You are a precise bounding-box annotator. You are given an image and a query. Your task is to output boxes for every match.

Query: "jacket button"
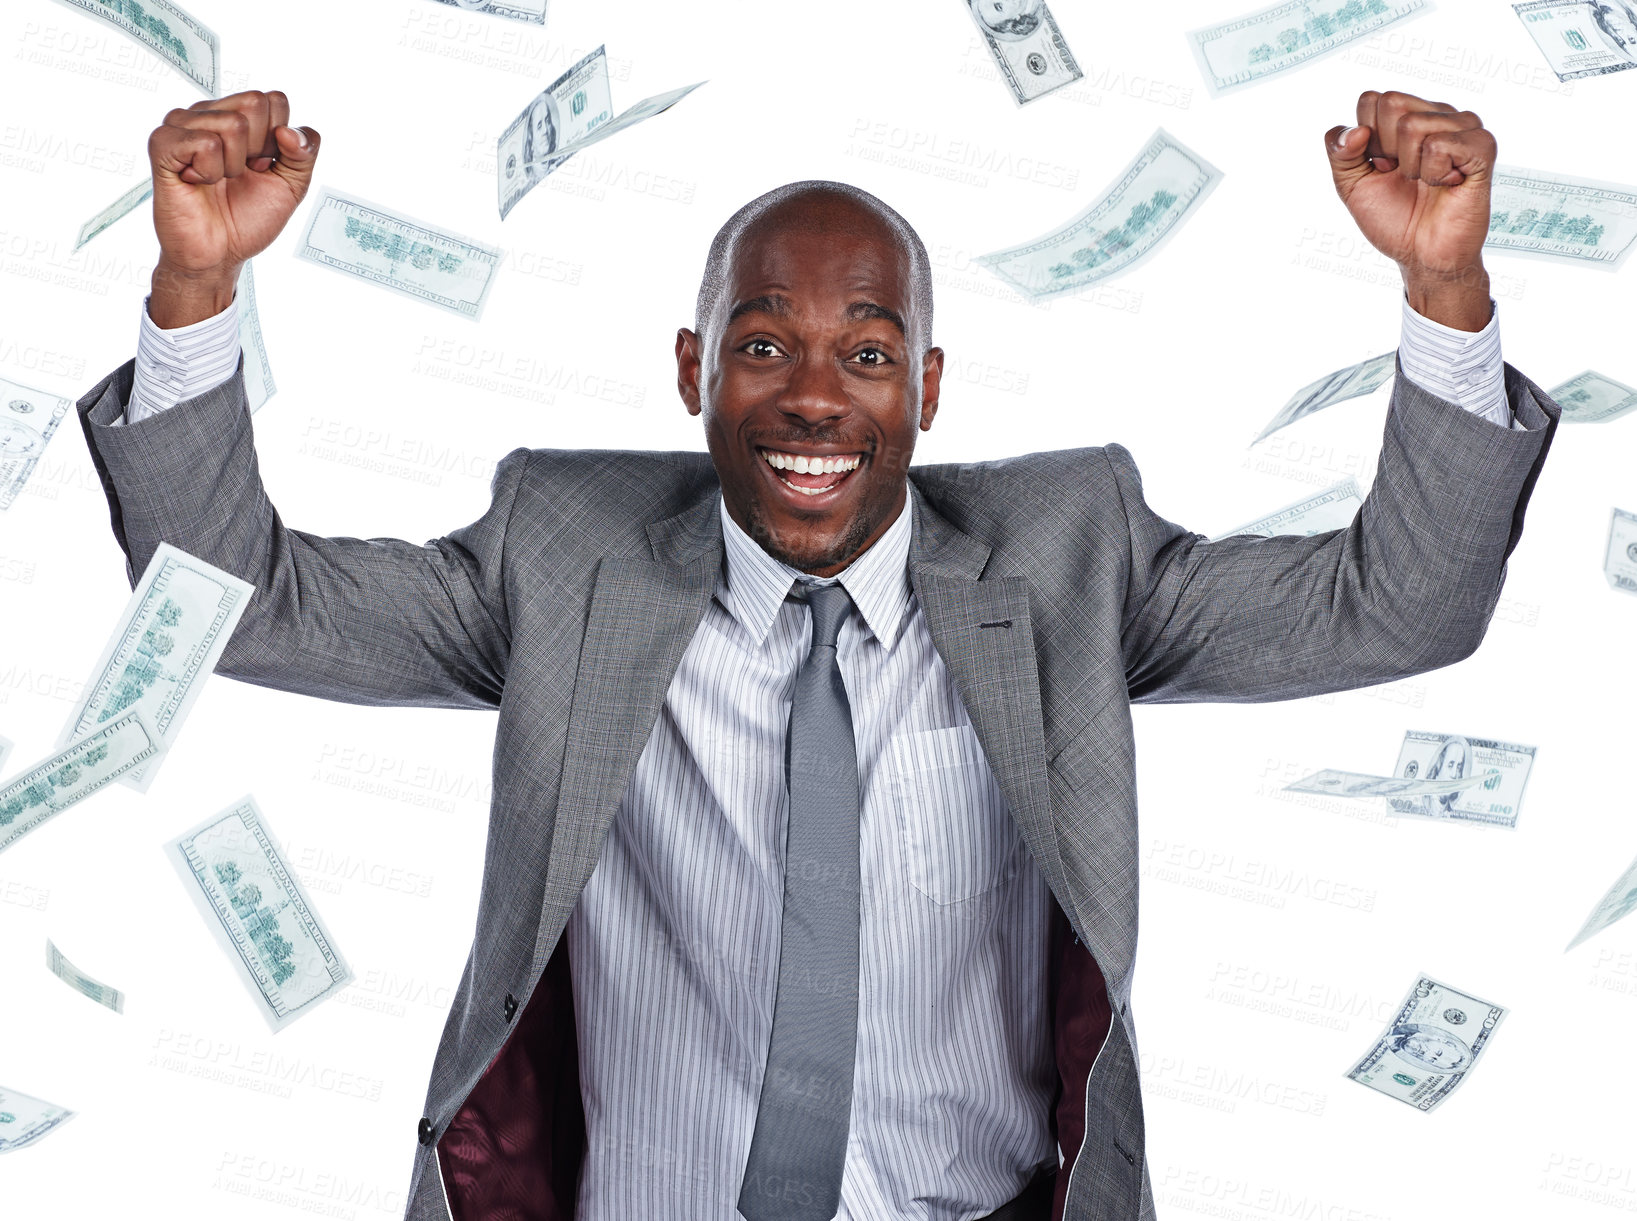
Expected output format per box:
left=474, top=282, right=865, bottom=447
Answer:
left=503, top=993, right=518, bottom=1022
left=418, top=1117, right=435, bottom=1146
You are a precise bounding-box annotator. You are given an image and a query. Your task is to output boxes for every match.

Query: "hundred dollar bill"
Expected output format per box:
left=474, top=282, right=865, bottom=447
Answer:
left=0, top=1086, right=74, bottom=1153
left=1513, top=0, right=1637, bottom=81
left=1212, top=478, right=1364, bottom=541
left=237, top=262, right=275, bottom=413
left=962, top=0, right=1083, bottom=104
left=57, top=543, right=253, bottom=792
left=977, top=129, right=1221, bottom=300
left=1346, top=975, right=1505, bottom=1111
left=1251, top=352, right=1396, bottom=445
left=1487, top=166, right=1637, bottom=269
left=1284, top=767, right=1490, bottom=800
left=48, top=0, right=218, bottom=94
left=0, top=711, right=160, bottom=855
left=46, top=939, right=125, bottom=1013
left=1386, top=731, right=1536, bottom=827
left=167, top=797, right=352, bottom=1031
left=0, top=378, right=72, bottom=511
left=1551, top=370, right=1637, bottom=423
left=1187, top=0, right=1430, bottom=97
left=75, top=177, right=153, bottom=250
left=1607, top=506, right=1637, bottom=593
left=1567, top=848, right=1637, bottom=950
left=296, top=189, right=503, bottom=321
left=426, top=0, right=545, bottom=21
left=498, top=46, right=704, bottom=219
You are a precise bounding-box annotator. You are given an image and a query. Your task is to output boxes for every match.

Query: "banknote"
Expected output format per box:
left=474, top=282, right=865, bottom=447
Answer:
left=0, top=1086, right=74, bottom=1153
left=426, top=0, right=545, bottom=21
left=962, top=0, right=1083, bottom=104
left=1607, top=507, right=1637, bottom=594
left=1251, top=352, right=1396, bottom=445
left=58, top=543, right=252, bottom=792
left=977, top=129, right=1222, bottom=300
left=1551, top=370, right=1637, bottom=423
left=46, top=939, right=125, bottom=1013
left=1187, top=0, right=1430, bottom=96
left=47, top=0, right=218, bottom=93
left=1513, top=0, right=1637, bottom=80
left=75, top=177, right=153, bottom=250
left=1284, top=767, right=1490, bottom=800
left=1487, top=166, right=1637, bottom=269
left=296, top=189, right=503, bottom=321
left=1386, top=731, right=1536, bottom=827
left=237, top=262, right=276, bottom=413
left=1567, top=848, right=1637, bottom=949
left=168, top=797, right=353, bottom=1031
left=0, top=711, right=160, bottom=855
left=498, top=46, right=704, bottom=219
left=1212, top=478, right=1364, bottom=541
left=1347, top=976, right=1505, bottom=1110
left=0, top=378, right=72, bottom=511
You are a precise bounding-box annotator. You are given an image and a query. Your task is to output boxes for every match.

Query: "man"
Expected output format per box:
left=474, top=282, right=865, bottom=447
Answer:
left=77, top=88, right=1557, bottom=1220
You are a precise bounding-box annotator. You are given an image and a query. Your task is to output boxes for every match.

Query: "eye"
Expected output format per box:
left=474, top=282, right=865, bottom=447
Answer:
left=850, top=347, right=891, bottom=367
left=741, top=338, right=783, bottom=358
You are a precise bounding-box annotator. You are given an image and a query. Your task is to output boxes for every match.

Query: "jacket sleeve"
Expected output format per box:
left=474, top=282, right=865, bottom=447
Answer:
left=1113, top=357, right=1559, bottom=704
left=77, top=359, right=528, bottom=710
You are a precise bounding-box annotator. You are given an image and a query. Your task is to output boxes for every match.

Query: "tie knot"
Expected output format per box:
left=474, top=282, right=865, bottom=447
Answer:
left=796, top=581, right=853, bottom=650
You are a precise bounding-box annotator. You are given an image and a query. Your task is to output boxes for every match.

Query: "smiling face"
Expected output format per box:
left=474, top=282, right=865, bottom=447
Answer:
left=677, top=190, right=943, bottom=576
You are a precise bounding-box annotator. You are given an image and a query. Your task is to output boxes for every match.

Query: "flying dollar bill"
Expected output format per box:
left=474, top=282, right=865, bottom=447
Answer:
left=1513, top=0, right=1637, bottom=81
left=296, top=189, right=503, bottom=321
left=426, top=0, right=545, bottom=21
left=1251, top=352, right=1396, bottom=445
left=1550, top=370, right=1637, bottom=423
left=1385, top=732, right=1536, bottom=827
left=497, top=46, right=704, bottom=219
left=1567, top=848, right=1637, bottom=950
left=46, top=939, right=125, bottom=1013
left=167, top=797, right=353, bottom=1031
left=1284, top=767, right=1490, bottom=800
left=1212, top=478, right=1364, bottom=541
left=0, top=378, right=71, bottom=511
left=0, top=711, right=160, bottom=855
left=0, top=1086, right=74, bottom=1153
left=75, top=177, right=153, bottom=251
left=57, top=543, right=252, bottom=792
left=1347, top=975, right=1505, bottom=1111
left=47, top=0, right=218, bottom=93
left=1486, top=166, right=1637, bottom=269
left=237, top=262, right=276, bottom=413
left=961, top=0, right=1083, bottom=104
left=1187, top=0, right=1430, bottom=96
left=977, top=129, right=1222, bottom=300
left=1607, top=507, right=1637, bottom=593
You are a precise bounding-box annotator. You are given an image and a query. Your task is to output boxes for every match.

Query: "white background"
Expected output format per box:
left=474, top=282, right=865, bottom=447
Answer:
left=1, top=0, right=1635, bottom=1217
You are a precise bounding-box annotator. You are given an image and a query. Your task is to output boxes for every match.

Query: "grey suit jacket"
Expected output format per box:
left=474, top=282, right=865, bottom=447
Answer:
left=77, top=356, right=1557, bottom=1220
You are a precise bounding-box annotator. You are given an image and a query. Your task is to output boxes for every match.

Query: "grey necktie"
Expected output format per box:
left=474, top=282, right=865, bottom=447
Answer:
left=737, top=581, right=861, bottom=1221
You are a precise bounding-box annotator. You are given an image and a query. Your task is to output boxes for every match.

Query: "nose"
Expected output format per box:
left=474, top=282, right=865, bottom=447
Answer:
left=773, top=350, right=851, bottom=425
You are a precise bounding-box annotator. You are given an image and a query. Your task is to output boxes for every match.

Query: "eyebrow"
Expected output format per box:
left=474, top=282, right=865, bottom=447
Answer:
left=726, top=292, right=906, bottom=337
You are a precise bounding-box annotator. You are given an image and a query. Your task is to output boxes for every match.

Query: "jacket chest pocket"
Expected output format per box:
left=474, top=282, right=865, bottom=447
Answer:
left=887, top=723, right=1022, bottom=905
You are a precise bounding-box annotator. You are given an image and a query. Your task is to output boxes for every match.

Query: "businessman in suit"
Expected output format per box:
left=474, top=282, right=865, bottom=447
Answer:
left=77, top=87, right=1557, bottom=1220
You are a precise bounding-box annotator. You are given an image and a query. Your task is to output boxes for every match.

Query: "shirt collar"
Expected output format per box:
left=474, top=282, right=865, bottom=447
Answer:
left=716, top=489, right=914, bottom=651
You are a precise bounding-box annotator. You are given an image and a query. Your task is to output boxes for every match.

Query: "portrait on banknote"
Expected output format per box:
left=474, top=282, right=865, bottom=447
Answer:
left=968, top=0, right=1046, bottom=38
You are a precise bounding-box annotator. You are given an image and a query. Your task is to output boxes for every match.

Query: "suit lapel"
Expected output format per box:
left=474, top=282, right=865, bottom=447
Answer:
left=906, top=484, right=1070, bottom=909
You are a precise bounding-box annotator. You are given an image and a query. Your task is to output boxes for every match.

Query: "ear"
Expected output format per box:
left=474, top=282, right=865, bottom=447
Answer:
left=676, top=327, right=703, bottom=416
left=919, top=346, right=944, bottom=430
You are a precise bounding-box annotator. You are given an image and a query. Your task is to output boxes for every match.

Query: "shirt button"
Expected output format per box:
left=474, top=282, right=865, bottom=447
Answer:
left=503, top=993, right=518, bottom=1023
left=418, top=1117, right=435, bottom=1146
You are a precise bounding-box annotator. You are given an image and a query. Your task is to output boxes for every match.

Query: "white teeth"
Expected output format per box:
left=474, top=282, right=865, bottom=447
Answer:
left=760, top=449, right=862, bottom=474
left=794, top=456, right=812, bottom=474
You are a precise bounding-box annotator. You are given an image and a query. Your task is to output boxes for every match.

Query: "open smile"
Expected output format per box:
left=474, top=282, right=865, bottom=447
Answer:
left=756, top=446, right=865, bottom=504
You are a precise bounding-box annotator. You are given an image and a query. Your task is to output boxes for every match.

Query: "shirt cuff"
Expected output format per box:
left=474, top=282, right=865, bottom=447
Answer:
left=1397, top=293, right=1519, bottom=430
left=122, top=292, right=242, bottom=426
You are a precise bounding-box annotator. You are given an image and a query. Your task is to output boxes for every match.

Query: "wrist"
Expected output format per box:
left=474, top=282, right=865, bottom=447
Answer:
left=1401, top=263, right=1492, bottom=332
left=149, top=259, right=241, bottom=329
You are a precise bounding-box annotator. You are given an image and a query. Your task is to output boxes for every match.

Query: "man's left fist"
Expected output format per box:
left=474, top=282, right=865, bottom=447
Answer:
left=1325, top=90, right=1495, bottom=317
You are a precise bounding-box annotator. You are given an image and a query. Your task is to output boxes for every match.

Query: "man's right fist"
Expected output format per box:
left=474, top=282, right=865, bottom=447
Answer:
left=147, top=91, right=319, bottom=327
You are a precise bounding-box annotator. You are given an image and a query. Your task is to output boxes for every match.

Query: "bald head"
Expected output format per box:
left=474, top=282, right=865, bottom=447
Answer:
left=694, top=180, right=935, bottom=353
